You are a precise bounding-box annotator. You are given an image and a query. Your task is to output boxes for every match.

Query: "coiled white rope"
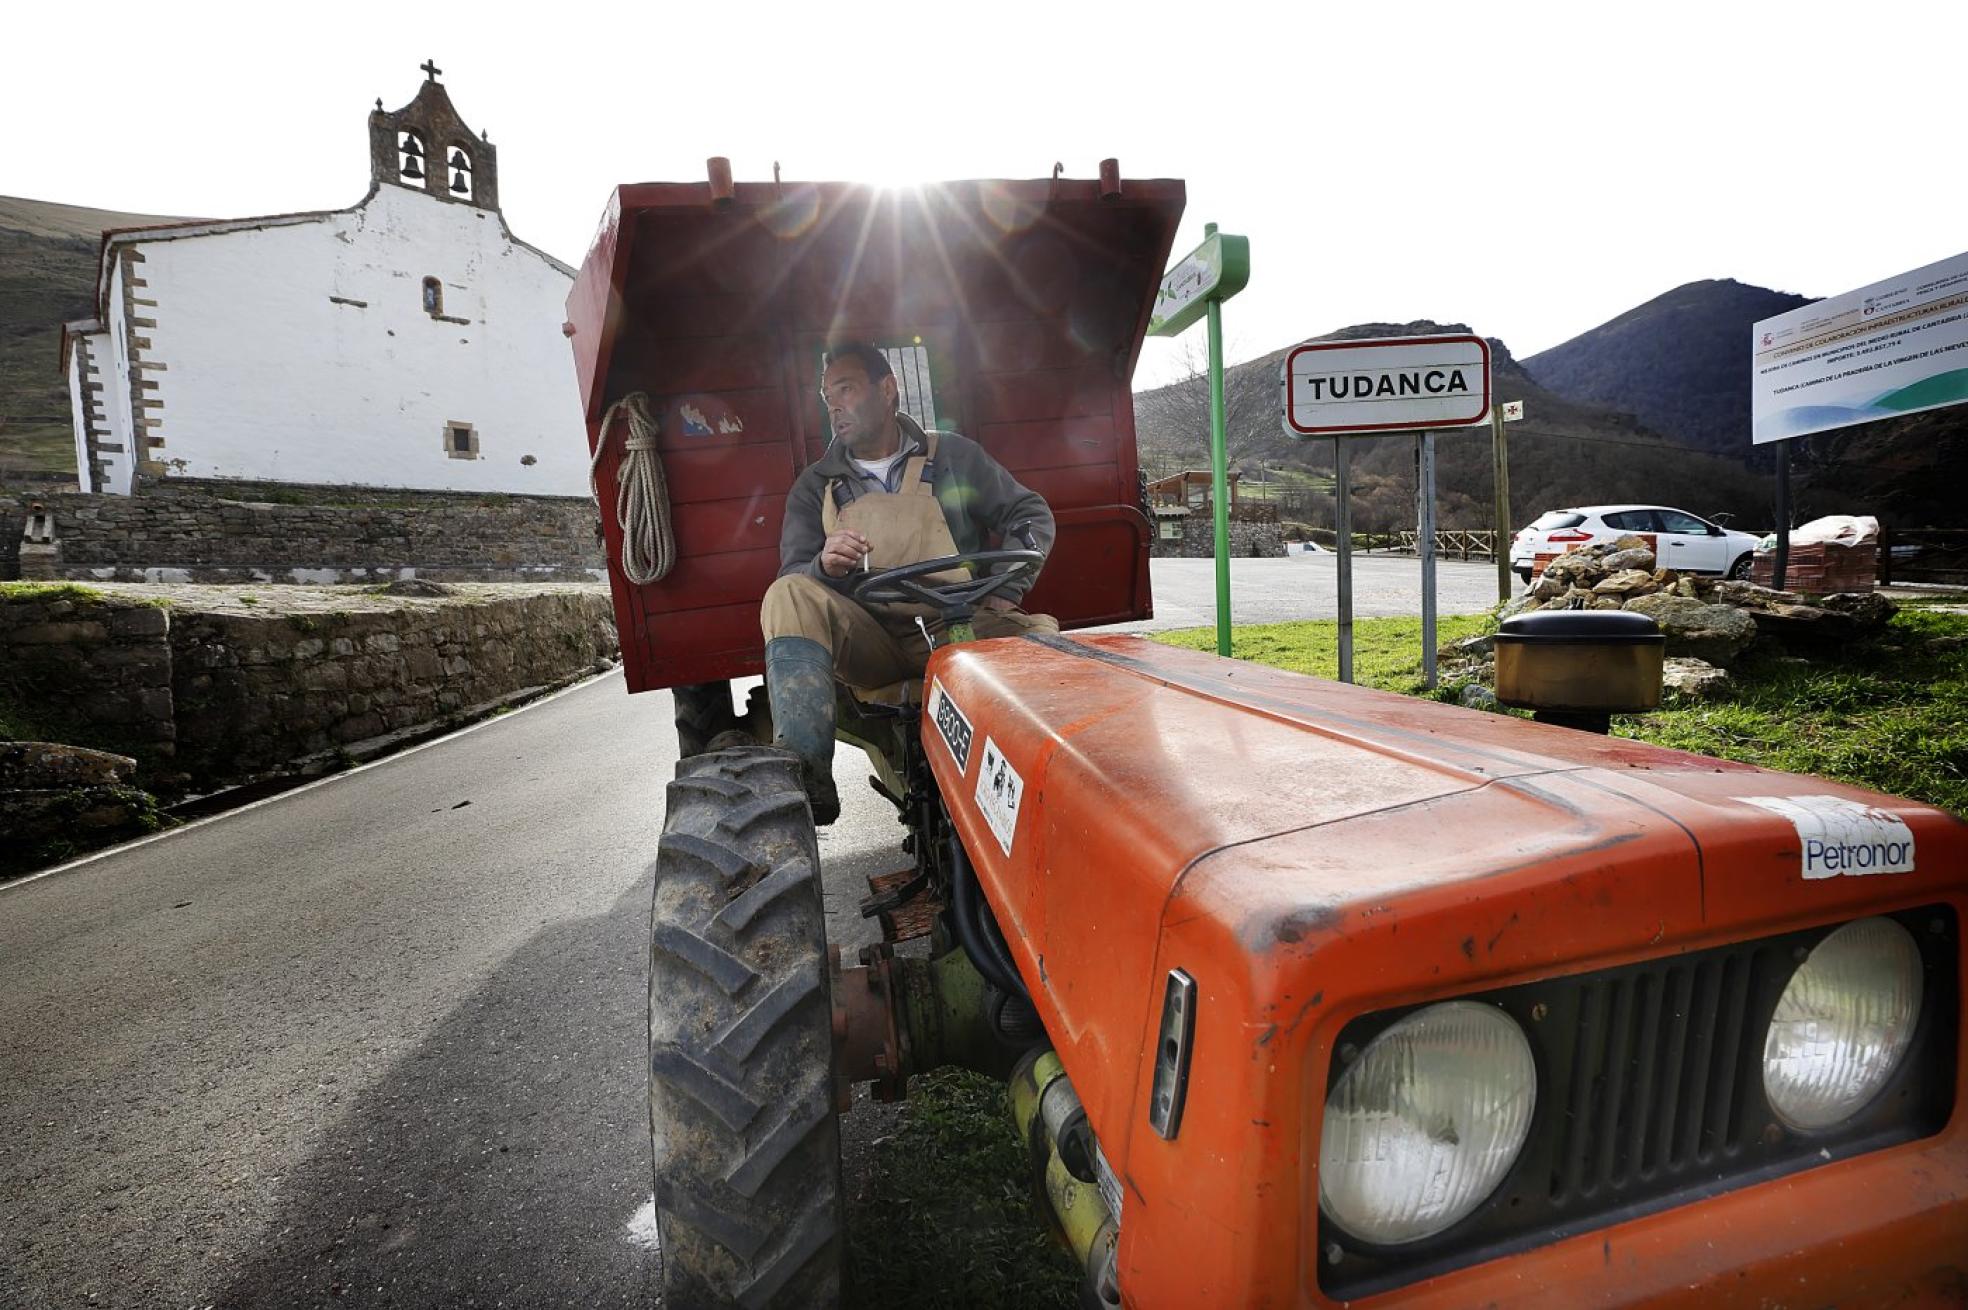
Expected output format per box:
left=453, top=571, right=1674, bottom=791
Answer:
left=591, top=392, right=677, bottom=586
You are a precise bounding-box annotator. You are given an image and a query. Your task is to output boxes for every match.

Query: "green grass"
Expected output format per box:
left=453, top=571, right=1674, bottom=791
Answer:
left=1625, top=608, right=1968, bottom=814
left=1150, top=608, right=1968, bottom=816
left=848, top=1069, right=1079, bottom=1307
left=1153, top=612, right=1492, bottom=692
left=0, top=581, right=106, bottom=603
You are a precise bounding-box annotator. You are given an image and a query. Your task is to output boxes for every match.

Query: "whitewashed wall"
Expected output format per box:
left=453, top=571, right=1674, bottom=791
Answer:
left=66, top=336, right=94, bottom=492
left=101, top=272, right=137, bottom=496
left=121, top=185, right=586, bottom=496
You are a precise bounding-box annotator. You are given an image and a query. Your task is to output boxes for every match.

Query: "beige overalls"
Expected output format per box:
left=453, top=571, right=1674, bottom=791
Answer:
left=759, top=431, right=1059, bottom=691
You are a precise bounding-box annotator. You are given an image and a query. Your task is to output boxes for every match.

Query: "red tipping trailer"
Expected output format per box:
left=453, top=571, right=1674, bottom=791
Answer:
left=564, top=162, right=1184, bottom=691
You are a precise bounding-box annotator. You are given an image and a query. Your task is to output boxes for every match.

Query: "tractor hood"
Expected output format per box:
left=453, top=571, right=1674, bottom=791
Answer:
left=921, top=633, right=1967, bottom=1195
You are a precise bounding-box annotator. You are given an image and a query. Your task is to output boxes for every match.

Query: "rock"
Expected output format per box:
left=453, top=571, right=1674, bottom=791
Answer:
left=1460, top=685, right=1501, bottom=711
left=1593, top=569, right=1657, bottom=596
left=1661, top=657, right=1731, bottom=702
left=0, top=741, right=138, bottom=790
left=1602, top=548, right=1657, bottom=573
left=1590, top=596, right=1624, bottom=609
left=1612, top=534, right=1651, bottom=552
left=1544, top=553, right=1599, bottom=584
left=1817, top=591, right=1895, bottom=631
left=380, top=578, right=454, bottom=597
left=1712, top=580, right=1799, bottom=609
left=1530, top=573, right=1567, bottom=599
left=1675, top=577, right=1699, bottom=598
left=1623, top=593, right=1759, bottom=666
left=1496, top=595, right=1540, bottom=621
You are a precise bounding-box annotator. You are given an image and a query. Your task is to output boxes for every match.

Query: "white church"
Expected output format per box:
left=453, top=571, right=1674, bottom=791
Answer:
left=60, top=64, right=587, bottom=498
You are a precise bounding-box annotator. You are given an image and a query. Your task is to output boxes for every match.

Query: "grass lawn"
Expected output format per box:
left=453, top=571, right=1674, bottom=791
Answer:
left=1150, top=604, right=1968, bottom=815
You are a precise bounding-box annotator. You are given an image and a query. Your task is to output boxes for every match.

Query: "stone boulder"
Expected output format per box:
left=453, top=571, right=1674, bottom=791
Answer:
left=1593, top=569, right=1656, bottom=596
left=1624, top=593, right=1758, bottom=666
left=1661, top=657, right=1732, bottom=702
left=1601, top=547, right=1657, bottom=573
left=378, top=578, right=454, bottom=597
left=0, top=741, right=137, bottom=790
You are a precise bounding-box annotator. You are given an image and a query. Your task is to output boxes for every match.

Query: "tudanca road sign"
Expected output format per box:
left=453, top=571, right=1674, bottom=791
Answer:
left=1282, top=334, right=1492, bottom=436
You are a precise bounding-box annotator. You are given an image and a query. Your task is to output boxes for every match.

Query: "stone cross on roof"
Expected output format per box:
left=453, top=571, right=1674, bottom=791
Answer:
left=421, top=59, right=442, bottom=82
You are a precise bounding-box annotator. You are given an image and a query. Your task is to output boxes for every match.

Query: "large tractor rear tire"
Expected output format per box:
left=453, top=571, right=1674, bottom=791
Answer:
left=649, top=746, right=843, bottom=1309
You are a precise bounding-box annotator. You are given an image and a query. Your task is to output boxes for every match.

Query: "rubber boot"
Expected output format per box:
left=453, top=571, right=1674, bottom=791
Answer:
left=764, top=636, right=840, bottom=825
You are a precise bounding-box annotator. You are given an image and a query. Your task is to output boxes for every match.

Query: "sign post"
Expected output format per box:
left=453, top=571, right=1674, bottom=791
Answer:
left=1333, top=437, right=1353, bottom=682
left=1150, top=224, right=1250, bottom=657
left=1491, top=398, right=1523, bottom=602
left=1281, top=334, right=1492, bottom=687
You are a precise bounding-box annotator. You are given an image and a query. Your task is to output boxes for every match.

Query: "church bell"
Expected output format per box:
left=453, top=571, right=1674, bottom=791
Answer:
left=401, top=156, right=425, bottom=180
left=450, top=170, right=469, bottom=194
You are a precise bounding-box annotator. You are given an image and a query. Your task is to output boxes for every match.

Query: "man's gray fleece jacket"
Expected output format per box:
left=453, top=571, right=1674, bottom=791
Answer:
left=776, top=414, right=1057, bottom=604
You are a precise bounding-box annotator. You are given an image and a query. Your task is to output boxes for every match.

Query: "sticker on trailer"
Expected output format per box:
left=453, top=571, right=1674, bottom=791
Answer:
left=974, top=737, right=1024, bottom=856
left=1740, top=795, right=1916, bottom=879
left=927, top=679, right=974, bottom=773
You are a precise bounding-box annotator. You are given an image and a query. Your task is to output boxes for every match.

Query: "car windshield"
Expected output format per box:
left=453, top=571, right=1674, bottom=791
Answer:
left=1531, top=512, right=1585, bottom=530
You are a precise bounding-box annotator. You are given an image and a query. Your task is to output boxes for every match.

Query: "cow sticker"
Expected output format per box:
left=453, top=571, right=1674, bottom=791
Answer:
left=927, top=679, right=974, bottom=773
left=974, top=736, right=1024, bottom=857
left=1740, top=794, right=1916, bottom=880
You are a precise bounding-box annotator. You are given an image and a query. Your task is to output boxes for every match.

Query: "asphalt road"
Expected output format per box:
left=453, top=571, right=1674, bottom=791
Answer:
left=0, top=556, right=1507, bottom=1307
left=1115, top=552, right=1520, bottom=632
left=0, top=674, right=905, bottom=1310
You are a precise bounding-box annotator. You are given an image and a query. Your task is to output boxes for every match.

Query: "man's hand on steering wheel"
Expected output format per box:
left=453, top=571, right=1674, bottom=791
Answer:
left=844, top=547, right=1044, bottom=614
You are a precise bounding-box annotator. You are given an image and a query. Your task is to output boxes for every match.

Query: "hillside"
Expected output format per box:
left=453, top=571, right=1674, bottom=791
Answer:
left=1135, top=321, right=1776, bottom=534
left=1522, top=279, right=1812, bottom=455
left=1524, top=277, right=1967, bottom=527
left=0, top=196, right=192, bottom=482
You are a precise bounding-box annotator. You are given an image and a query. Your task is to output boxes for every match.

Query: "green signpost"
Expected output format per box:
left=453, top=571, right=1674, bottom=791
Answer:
left=1149, top=223, right=1250, bottom=656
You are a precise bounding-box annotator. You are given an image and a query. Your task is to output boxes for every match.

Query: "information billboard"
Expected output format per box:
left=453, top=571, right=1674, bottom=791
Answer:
left=1752, top=249, right=1968, bottom=444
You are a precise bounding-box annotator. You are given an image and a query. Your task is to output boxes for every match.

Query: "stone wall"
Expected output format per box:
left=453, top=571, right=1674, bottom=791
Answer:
left=0, top=582, right=617, bottom=794
left=1151, top=511, right=1286, bottom=559
left=168, top=586, right=616, bottom=781
left=0, top=586, right=177, bottom=767
left=30, top=485, right=605, bottom=583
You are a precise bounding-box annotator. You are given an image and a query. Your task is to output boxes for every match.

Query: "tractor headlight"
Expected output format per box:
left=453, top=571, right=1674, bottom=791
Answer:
left=1763, top=917, right=1923, bottom=1132
left=1319, top=1001, right=1536, bottom=1245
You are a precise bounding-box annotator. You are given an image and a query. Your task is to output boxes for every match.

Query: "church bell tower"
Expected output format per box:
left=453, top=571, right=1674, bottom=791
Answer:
left=368, top=61, right=500, bottom=211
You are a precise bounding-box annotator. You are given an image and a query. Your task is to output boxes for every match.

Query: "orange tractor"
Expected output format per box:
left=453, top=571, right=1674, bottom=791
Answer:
left=568, top=164, right=1968, bottom=1308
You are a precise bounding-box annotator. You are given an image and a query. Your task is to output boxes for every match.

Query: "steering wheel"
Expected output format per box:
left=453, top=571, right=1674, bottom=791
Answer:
left=844, top=548, right=1044, bottom=613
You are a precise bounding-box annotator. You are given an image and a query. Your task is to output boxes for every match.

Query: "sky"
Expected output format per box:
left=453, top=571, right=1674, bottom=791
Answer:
left=6, top=0, right=1962, bottom=388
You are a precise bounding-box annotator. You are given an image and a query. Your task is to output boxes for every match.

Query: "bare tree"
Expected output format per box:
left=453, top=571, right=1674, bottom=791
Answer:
left=1135, top=336, right=1286, bottom=475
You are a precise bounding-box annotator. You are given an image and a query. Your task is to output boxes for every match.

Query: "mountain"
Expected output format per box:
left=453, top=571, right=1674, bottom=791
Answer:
left=1135, top=321, right=1776, bottom=533
left=1525, top=277, right=1967, bottom=527
left=0, top=196, right=193, bottom=482
left=1523, top=279, right=1811, bottom=455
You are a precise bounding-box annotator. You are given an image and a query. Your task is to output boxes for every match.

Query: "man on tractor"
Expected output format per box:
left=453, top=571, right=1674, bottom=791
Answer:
left=760, top=341, right=1058, bottom=823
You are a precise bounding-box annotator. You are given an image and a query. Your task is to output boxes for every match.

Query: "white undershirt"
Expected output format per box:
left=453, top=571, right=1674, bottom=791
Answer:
left=851, top=449, right=909, bottom=488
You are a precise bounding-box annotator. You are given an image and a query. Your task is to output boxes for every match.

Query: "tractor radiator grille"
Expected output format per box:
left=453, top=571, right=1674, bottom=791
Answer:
left=1320, top=906, right=1959, bottom=1301
left=1548, top=949, right=1761, bottom=1203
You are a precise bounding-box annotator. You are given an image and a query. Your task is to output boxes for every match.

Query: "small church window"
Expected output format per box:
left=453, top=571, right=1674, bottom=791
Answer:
left=422, top=277, right=443, bottom=316
left=397, top=130, right=427, bottom=183
left=448, top=146, right=474, bottom=201
left=444, top=421, right=479, bottom=459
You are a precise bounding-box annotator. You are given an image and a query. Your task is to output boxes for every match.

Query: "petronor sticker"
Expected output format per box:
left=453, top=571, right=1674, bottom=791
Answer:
left=973, top=736, right=1024, bottom=857
left=927, top=679, right=974, bottom=773
left=1741, top=794, right=1916, bottom=880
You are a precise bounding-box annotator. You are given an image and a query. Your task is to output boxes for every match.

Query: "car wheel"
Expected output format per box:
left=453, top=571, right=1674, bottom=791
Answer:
left=1728, top=554, right=1754, bottom=581
left=1516, top=568, right=1533, bottom=585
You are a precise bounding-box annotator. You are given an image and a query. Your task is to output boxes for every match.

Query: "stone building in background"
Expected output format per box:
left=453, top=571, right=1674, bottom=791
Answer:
left=58, top=65, right=584, bottom=498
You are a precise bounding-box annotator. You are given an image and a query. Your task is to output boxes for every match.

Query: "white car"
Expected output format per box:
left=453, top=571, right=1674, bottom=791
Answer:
left=1510, top=504, right=1761, bottom=583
